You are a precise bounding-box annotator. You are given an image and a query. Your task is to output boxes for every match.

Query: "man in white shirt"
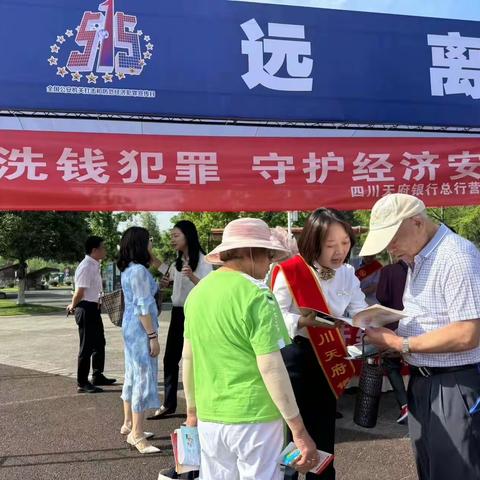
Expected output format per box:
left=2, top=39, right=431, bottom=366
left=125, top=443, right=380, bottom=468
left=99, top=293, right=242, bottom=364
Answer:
left=68, top=236, right=116, bottom=393
left=362, top=194, right=480, bottom=480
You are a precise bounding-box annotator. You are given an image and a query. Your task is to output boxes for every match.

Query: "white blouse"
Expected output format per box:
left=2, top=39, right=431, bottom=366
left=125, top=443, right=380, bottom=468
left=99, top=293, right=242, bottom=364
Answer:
left=273, top=262, right=367, bottom=339
left=171, top=253, right=212, bottom=307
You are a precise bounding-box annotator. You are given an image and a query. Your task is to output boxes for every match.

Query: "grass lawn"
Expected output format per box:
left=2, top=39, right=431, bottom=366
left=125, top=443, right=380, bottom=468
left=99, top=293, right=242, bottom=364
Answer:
left=0, top=299, right=64, bottom=316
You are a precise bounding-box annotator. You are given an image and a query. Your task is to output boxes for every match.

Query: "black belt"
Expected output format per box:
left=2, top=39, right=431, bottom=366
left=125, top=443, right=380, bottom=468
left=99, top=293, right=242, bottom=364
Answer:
left=77, top=300, right=100, bottom=308
left=410, top=363, right=479, bottom=378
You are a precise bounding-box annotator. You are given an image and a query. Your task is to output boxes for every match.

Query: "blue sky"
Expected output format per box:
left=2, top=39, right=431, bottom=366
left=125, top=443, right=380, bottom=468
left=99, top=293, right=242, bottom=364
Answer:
left=230, top=0, right=480, bottom=22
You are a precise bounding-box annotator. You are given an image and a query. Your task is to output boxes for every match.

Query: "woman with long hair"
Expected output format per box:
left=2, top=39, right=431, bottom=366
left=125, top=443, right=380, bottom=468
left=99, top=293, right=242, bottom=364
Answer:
left=272, top=209, right=367, bottom=480
left=117, top=226, right=161, bottom=454
left=151, top=220, right=212, bottom=419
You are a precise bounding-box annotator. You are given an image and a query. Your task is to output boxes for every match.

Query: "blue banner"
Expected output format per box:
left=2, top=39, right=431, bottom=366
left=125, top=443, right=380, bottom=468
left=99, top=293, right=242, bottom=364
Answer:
left=1, top=0, right=479, bottom=127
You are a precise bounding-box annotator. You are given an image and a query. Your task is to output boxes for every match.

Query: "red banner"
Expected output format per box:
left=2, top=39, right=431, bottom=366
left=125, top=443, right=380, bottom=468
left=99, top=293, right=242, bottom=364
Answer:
left=1, top=130, right=480, bottom=211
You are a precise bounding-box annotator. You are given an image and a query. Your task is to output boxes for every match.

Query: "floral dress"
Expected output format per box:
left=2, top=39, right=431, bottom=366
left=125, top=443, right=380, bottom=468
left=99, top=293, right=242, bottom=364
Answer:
left=120, top=263, right=160, bottom=413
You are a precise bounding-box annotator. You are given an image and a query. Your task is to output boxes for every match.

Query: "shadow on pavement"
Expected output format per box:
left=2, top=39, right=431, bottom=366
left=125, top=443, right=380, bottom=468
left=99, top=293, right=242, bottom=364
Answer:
left=1, top=363, right=416, bottom=480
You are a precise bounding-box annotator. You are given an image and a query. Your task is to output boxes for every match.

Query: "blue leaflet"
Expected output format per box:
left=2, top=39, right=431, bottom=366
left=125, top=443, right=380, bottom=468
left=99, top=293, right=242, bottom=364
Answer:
left=180, top=426, right=201, bottom=466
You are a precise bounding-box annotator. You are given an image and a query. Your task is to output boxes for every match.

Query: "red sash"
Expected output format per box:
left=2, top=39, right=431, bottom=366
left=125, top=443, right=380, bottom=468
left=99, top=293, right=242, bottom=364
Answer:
left=355, top=260, right=382, bottom=280
left=271, top=255, right=355, bottom=399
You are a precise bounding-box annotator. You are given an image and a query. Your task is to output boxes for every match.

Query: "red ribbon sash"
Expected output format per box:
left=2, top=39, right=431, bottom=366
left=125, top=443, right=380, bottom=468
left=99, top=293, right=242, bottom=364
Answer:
left=272, top=255, right=355, bottom=399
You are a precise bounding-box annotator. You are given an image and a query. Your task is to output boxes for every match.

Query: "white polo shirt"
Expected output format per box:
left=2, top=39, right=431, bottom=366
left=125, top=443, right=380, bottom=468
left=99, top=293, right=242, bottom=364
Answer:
left=74, top=255, right=103, bottom=303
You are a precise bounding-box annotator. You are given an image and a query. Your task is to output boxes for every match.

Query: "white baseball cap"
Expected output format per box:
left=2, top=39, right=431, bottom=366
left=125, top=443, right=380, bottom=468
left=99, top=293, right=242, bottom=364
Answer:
left=359, top=194, right=426, bottom=256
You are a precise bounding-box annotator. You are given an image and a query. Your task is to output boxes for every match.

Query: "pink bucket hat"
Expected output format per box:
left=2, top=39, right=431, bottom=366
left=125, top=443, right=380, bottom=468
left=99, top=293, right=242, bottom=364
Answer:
left=205, top=218, right=289, bottom=265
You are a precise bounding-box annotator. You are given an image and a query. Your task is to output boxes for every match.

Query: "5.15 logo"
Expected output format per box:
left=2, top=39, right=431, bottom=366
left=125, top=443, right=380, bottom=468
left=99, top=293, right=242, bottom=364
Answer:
left=47, top=0, right=153, bottom=84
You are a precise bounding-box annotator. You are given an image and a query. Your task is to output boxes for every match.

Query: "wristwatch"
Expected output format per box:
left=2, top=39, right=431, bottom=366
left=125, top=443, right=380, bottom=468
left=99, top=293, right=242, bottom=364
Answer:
left=401, top=337, right=410, bottom=354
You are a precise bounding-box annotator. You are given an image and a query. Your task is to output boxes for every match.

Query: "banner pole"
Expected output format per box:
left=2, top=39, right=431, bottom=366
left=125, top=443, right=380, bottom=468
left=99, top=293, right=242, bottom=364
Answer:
left=287, top=211, right=292, bottom=236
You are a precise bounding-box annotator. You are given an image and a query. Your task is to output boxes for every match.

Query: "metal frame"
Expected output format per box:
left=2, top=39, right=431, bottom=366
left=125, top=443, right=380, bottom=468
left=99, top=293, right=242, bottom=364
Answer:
left=1, top=110, right=480, bottom=134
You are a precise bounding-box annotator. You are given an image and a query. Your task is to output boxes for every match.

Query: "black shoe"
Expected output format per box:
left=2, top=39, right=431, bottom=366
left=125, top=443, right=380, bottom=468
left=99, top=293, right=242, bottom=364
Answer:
left=148, top=405, right=176, bottom=420
left=91, top=374, right=117, bottom=386
left=344, top=386, right=359, bottom=395
left=335, top=410, right=344, bottom=419
left=158, top=467, right=178, bottom=479
left=77, top=383, right=103, bottom=393
left=157, top=467, right=199, bottom=479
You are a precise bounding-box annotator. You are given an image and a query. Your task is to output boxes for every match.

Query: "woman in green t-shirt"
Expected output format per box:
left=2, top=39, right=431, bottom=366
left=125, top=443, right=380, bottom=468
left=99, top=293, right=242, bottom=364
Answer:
left=177, top=218, right=319, bottom=480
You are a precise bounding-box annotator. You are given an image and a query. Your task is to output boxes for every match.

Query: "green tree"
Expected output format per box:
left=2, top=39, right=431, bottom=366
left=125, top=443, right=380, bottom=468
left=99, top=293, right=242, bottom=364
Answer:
left=139, top=212, right=162, bottom=244
left=154, top=230, right=175, bottom=264
left=170, top=212, right=293, bottom=250
left=0, top=212, right=90, bottom=304
left=454, top=207, right=480, bottom=245
left=170, top=210, right=360, bottom=252
left=428, top=206, right=480, bottom=245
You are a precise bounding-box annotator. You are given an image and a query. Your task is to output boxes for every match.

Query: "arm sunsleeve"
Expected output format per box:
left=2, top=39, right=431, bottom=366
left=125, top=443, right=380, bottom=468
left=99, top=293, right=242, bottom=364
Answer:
left=182, top=338, right=196, bottom=409
left=257, top=350, right=300, bottom=421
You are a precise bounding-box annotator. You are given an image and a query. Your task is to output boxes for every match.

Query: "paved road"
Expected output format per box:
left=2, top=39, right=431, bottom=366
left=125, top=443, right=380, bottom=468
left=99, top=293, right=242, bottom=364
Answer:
left=0, top=312, right=417, bottom=480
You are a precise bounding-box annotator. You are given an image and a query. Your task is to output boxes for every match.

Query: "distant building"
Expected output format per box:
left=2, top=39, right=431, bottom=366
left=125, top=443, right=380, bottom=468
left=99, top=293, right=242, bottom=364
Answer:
left=26, top=268, right=60, bottom=290
left=0, top=264, right=19, bottom=288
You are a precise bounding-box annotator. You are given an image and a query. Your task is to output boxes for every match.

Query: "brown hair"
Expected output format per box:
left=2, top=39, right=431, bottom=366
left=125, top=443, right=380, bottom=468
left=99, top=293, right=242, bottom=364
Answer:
left=298, top=208, right=355, bottom=267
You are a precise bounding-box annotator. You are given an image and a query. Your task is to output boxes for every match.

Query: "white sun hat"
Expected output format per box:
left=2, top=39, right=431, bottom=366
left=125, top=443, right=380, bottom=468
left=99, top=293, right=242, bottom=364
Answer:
left=205, top=218, right=289, bottom=265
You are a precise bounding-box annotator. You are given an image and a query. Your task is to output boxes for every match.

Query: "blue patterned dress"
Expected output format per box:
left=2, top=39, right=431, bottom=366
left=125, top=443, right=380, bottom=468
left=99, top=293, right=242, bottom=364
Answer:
left=121, top=263, right=160, bottom=413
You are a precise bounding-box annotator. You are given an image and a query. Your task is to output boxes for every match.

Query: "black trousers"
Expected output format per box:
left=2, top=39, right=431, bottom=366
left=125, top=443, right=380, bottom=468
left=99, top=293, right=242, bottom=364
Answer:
left=75, top=301, right=105, bottom=386
left=408, top=366, right=480, bottom=480
left=162, top=306, right=185, bottom=410
left=282, top=337, right=337, bottom=480
left=383, top=355, right=408, bottom=408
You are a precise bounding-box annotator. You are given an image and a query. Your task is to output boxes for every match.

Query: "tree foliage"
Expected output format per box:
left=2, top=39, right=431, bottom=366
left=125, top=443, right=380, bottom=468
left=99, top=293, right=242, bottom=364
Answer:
left=0, top=212, right=90, bottom=263
left=170, top=211, right=294, bottom=251
left=138, top=212, right=162, bottom=244
left=0, top=212, right=92, bottom=304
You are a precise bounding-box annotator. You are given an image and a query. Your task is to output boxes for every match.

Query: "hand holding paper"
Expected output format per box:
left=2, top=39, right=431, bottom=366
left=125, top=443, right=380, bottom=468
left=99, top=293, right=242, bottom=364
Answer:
left=364, top=326, right=404, bottom=352
left=315, top=304, right=407, bottom=330
left=279, top=442, right=334, bottom=475
left=170, top=426, right=201, bottom=474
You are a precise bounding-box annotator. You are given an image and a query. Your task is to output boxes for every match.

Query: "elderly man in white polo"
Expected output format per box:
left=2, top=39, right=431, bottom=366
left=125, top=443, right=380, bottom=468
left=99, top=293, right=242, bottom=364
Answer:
left=360, top=193, right=480, bottom=480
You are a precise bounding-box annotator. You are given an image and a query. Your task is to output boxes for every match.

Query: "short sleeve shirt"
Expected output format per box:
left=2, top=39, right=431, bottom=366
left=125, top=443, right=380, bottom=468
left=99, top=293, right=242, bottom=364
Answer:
left=184, top=270, right=291, bottom=424
left=398, top=225, right=480, bottom=367
left=74, top=255, right=102, bottom=303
